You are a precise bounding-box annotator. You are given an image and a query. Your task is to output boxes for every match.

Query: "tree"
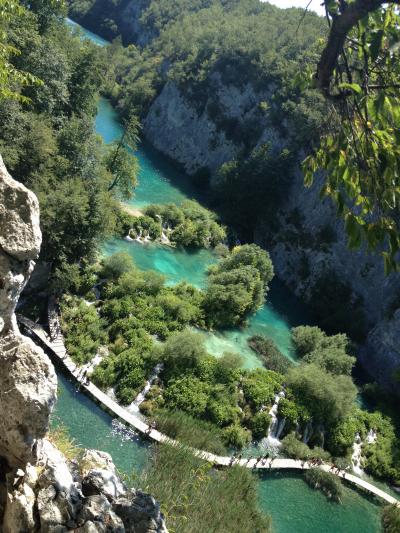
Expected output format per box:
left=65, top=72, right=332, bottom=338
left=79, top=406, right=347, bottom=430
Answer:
left=305, top=1, right=400, bottom=271
left=291, top=326, right=355, bottom=375
left=161, top=331, right=208, bottom=380
left=101, top=252, right=134, bottom=280
left=286, top=363, right=357, bottom=426
left=0, top=0, right=43, bottom=102
left=106, top=114, right=140, bottom=198
left=105, top=142, right=139, bottom=199
left=203, top=244, right=274, bottom=328
left=164, top=376, right=211, bottom=417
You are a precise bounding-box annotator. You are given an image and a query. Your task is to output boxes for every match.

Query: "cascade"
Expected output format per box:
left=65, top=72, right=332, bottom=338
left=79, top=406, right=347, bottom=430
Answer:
left=275, top=418, right=286, bottom=440
left=265, top=391, right=285, bottom=447
left=302, top=420, right=313, bottom=444
left=135, top=229, right=143, bottom=243
left=351, top=433, right=364, bottom=476
left=127, top=363, right=164, bottom=413
left=366, top=429, right=377, bottom=444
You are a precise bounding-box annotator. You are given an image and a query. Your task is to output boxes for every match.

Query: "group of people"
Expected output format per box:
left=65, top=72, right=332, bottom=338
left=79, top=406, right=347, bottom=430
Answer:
left=300, top=457, right=323, bottom=468
left=76, top=367, right=90, bottom=388
left=49, top=318, right=61, bottom=342
left=228, top=453, right=275, bottom=468
left=145, top=420, right=157, bottom=436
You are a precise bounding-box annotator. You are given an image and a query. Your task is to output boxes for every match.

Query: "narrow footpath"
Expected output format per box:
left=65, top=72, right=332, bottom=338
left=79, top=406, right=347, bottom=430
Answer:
left=17, top=313, right=399, bottom=506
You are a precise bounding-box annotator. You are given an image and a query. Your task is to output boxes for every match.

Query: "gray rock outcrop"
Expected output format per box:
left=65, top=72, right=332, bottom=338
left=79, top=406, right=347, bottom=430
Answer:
left=0, top=155, right=57, bottom=468
left=4, top=440, right=167, bottom=533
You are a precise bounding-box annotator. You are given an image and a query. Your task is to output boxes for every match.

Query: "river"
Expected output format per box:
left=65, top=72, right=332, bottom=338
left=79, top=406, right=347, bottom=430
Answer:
left=53, top=18, right=384, bottom=532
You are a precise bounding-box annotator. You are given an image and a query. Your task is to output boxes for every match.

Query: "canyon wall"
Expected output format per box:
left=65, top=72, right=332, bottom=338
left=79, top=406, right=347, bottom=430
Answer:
left=0, top=155, right=167, bottom=531
left=142, top=80, right=400, bottom=388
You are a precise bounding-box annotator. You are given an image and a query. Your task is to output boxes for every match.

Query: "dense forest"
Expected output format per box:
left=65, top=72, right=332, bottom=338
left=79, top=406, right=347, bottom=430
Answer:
left=68, top=0, right=328, bottom=236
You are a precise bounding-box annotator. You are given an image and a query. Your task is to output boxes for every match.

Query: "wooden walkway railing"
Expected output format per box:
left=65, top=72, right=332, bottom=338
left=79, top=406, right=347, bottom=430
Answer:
left=17, top=313, right=400, bottom=506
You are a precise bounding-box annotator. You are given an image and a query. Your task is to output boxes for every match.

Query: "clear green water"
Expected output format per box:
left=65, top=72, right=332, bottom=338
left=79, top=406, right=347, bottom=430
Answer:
left=97, top=96, right=311, bottom=365
left=65, top=17, right=109, bottom=46
left=60, top=19, right=385, bottom=532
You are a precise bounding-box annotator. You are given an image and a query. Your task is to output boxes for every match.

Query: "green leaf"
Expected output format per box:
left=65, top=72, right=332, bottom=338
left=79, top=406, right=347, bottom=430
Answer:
left=338, top=83, right=362, bottom=94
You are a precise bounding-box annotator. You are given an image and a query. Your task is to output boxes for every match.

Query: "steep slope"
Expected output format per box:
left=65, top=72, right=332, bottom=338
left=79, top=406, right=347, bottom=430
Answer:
left=0, top=155, right=167, bottom=532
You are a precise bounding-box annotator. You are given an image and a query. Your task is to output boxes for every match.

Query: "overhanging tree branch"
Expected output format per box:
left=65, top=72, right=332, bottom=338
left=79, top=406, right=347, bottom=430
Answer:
left=316, top=0, right=400, bottom=94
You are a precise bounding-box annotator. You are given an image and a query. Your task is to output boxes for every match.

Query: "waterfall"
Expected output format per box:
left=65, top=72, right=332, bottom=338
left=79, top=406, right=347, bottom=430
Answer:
left=124, top=234, right=134, bottom=241
left=161, top=231, right=170, bottom=244
left=127, top=363, right=163, bottom=414
left=302, top=420, right=313, bottom=444
left=264, top=391, right=285, bottom=448
left=351, top=433, right=364, bottom=476
left=135, top=229, right=143, bottom=243
left=275, top=418, right=286, bottom=440
left=366, top=429, right=377, bottom=444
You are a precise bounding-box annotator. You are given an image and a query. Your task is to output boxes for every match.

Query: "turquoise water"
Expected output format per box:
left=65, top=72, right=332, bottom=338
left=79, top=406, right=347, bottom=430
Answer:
left=96, top=99, right=198, bottom=208
left=61, top=18, right=385, bottom=532
left=96, top=97, right=310, bottom=365
left=103, top=238, right=216, bottom=289
left=65, top=17, right=109, bottom=46
left=258, top=471, right=381, bottom=533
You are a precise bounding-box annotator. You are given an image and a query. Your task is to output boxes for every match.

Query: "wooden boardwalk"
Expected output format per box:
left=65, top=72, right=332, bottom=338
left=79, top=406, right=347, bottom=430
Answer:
left=17, top=314, right=399, bottom=506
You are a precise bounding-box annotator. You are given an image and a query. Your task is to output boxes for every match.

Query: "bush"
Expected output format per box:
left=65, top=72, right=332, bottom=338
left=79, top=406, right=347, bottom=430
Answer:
left=248, top=335, right=292, bottom=373
left=241, top=369, right=282, bottom=410
left=101, top=252, right=134, bottom=280
left=140, top=444, right=271, bottom=532
left=382, top=504, right=400, bottom=533
left=281, top=432, right=311, bottom=460
left=163, top=376, right=211, bottom=417
left=250, top=411, right=271, bottom=440
left=61, top=295, right=107, bottom=365
left=304, top=468, right=343, bottom=502
left=222, top=424, right=252, bottom=449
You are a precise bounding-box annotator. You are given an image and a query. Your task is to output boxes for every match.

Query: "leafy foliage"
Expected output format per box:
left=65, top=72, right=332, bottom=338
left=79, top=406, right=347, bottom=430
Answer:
left=304, top=3, right=400, bottom=271
left=60, top=295, right=106, bottom=364
left=140, top=444, right=271, bottom=533
left=203, top=244, right=274, bottom=328
left=304, top=468, right=343, bottom=502
left=140, top=200, right=226, bottom=248
left=248, top=335, right=292, bottom=373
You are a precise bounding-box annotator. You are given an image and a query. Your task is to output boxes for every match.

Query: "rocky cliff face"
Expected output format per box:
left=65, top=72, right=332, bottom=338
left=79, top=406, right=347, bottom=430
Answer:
left=0, top=155, right=56, bottom=469
left=0, top=155, right=167, bottom=531
left=144, top=75, right=283, bottom=176
left=143, top=81, right=400, bottom=388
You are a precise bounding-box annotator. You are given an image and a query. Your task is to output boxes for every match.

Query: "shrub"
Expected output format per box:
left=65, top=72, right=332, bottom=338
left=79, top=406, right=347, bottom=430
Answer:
left=140, top=444, right=271, bottom=533
left=281, top=433, right=311, bottom=460
left=248, top=335, right=292, bottom=373
left=382, top=504, right=400, bottom=533
left=250, top=411, right=271, bottom=440
left=222, top=424, right=252, bottom=449
left=304, top=468, right=343, bottom=502
left=101, top=252, right=134, bottom=280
